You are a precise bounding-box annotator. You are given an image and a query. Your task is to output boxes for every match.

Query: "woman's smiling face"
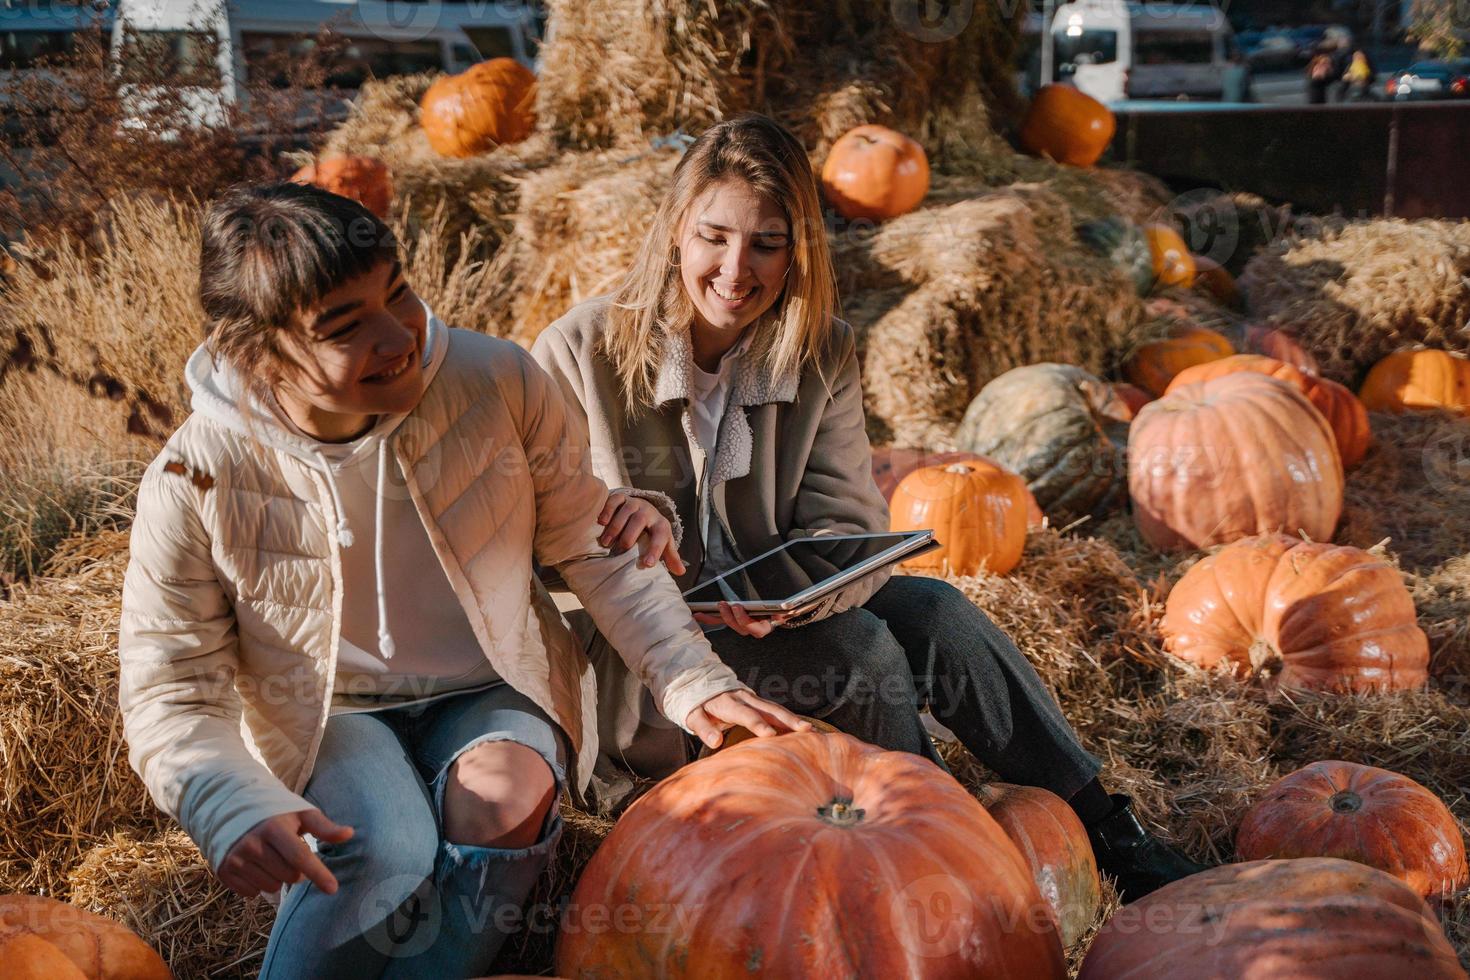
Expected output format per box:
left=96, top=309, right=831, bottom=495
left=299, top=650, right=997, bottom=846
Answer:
left=678, top=178, right=792, bottom=337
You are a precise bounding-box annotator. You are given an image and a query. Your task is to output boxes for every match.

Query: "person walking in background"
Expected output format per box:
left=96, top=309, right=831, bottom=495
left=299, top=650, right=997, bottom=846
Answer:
left=1343, top=47, right=1377, bottom=101
left=1307, top=48, right=1336, bottom=104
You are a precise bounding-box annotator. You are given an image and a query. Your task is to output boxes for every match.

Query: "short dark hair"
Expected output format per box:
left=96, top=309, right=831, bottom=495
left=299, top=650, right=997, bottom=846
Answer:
left=198, top=182, right=397, bottom=385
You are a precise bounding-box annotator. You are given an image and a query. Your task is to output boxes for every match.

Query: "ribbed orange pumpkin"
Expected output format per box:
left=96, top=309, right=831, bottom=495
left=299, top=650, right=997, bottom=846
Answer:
left=1110, top=382, right=1152, bottom=420
left=1236, top=761, right=1467, bottom=898
left=977, top=783, right=1101, bottom=948
left=870, top=449, right=1044, bottom=526
left=1144, top=223, right=1196, bottom=290
left=1167, top=354, right=1370, bottom=468
left=555, top=732, right=1066, bottom=979
left=1129, top=374, right=1343, bottom=550
left=1360, top=349, right=1470, bottom=415
left=1191, top=254, right=1240, bottom=309
left=890, top=459, right=1029, bottom=576
left=0, top=895, right=171, bottom=979
left=420, top=58, right=536, bottom=158
left=289, top=155, right=392, bottom=218
left=1244, top=323, right=1321, bottom=375
left=1018, top=84, right=1116, bottom=167
left=0, top=933, right=88, bottom=980
left=820, top=125, right=930, bottom=221
left=1078, top=859, right=1465, bottom=980
left=1124, top=324, right=1233, bottom=396
left=1160, top=533, right=1428, bottom=692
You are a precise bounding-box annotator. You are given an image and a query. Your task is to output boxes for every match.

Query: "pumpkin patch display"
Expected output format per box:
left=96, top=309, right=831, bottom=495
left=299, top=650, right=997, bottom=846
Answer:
left=1160, top=534, right=1428, bottom=692
left=1244, top=323, right=1321, bottom=375
left=556, top=732, right=1066, bottom=979
left=1129, top=373, right=1343, bottom=550
left=954, top=364, right=1130, bottom=523
left=977, top=783, right=1101, bottom=947
left=0, top=895, right=171, bottom=979
left=289, top=155, right=393, bottom=218
left=890, top=459, right=1030, bottom=576
left=1078, top=859, right=1466, bottom=979
left=1019, top=84, right=1116, bottom=167
left=1124, top=324, right=1234, bottom=396
left=820, top=125, right=930, bottom=222
left=420, top=58, right=537, bottom=158
left=1236, top=761, right=1467, bottom=899
left=1359, top=348, right=1470, bottom=415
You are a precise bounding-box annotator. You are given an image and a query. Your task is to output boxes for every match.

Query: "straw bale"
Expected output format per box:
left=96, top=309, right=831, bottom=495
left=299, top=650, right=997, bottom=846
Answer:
left=67, top=830, right=272, bottom=980
left=841, top=185, right=1145, bottom=447
left=0, top=531, right=164, bottom=897
left=1240, top=218, right=1470, bottom=386
left=534, top=0, right=1025, bottom=172
left=1168, top=191, right=1294, bottom=277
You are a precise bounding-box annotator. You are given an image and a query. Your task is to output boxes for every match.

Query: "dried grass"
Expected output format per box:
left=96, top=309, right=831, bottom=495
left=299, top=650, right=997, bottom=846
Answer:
left=1240, top=218, right=1470, bottom=386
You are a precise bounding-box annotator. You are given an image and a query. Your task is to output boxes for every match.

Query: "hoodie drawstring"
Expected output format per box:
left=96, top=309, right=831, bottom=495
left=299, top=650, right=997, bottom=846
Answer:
left=317, top=451, right=355, bottom=549
left=375, top=441, right=396, bottom=660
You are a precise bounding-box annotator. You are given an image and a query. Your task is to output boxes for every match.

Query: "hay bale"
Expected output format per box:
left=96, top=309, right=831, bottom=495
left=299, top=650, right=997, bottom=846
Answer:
left=67, top=830, right=272, bottom=980
left=534, top=0, right=1024, bottom=171
left=0, top=532, right=166, bottom=896
left=843, top=185, right=1145, bottom=447
left=1168, top=191, right=1293, bottom=277
left=1240, top=219, right=1470, bottom=386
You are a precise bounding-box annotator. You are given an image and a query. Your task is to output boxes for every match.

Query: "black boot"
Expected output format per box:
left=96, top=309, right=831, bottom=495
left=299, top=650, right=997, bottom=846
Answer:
left=1086, top=794, right=1208, bottom=902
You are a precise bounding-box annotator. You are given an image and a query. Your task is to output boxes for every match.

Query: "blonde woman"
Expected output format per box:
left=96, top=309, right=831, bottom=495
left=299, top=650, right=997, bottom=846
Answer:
left=532, top=113, right=1204, bottom=900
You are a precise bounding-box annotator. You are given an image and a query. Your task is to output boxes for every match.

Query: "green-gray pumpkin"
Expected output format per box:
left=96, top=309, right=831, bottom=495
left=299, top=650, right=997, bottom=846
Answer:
left=954, top=363, right=1130, bottom=521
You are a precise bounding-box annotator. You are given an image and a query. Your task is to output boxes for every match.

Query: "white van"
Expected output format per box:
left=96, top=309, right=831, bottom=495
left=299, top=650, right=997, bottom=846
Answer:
left=1050, top=0, right=1235, bottom=103
left=110, top=0, right=539, bottom=131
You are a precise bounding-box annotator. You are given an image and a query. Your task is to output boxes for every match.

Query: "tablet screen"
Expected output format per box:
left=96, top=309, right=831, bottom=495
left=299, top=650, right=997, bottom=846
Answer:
left=682, top=533, right=920, bottom=606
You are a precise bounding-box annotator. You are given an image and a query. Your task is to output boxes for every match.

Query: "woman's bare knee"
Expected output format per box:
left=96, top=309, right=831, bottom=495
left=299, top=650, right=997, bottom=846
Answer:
left=442, top=741, right=556, bottom=849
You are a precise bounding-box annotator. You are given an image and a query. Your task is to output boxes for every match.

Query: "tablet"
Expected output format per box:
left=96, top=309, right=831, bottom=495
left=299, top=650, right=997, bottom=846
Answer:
left=682, top=530, right=936, bottom=616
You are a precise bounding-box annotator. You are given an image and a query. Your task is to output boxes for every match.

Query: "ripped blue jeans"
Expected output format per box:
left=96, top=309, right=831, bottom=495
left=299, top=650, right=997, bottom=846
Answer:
left=258, top=683, right=568, bottom=979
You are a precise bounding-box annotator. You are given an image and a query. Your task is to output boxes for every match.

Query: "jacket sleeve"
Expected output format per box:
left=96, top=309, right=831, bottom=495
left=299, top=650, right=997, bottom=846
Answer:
left=781, top=327, right=894, bottom=626
left=118, top=459, right=311, bottom=872
left=515, top=349, right=744, bottom=730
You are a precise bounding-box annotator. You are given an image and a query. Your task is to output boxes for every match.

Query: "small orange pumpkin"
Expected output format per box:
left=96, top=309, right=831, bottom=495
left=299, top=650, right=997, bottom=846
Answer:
left=1124, top=324, right=1234, bottom=397
left=1143, top=223, right=1196, bottom=290
left=978, top=783, right=1101, bottom=947
left=1359, top=349, right=1470, bottom=415
left=1236, top=761, right=1467, bottom=899
left=1160, top=534, right=1427, bottom=692
left=890, top=459, right=1029, bottom=576
left=1244, top=323, right=1320, bottom=375
left=1018, top=84, right=1116, bottom=167
left=821, top=125, right=930, bottom=222
left=289, top=155, right=393, bottom=218
left=420, top=58, right=536, bottom=158
left=871, top=448, right=1044, bottom=526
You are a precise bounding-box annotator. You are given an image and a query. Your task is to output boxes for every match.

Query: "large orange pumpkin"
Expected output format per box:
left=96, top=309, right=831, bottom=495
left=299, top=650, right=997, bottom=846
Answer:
left=977, top=783, right=1101, bottom=948
left=1144, top=223, right=1196, bottom=290
left=1236, top=761, right=1467, bottom=899
left=1359, top=348, right=1470, bottom=415
left=890, top=459, right=1030, bottom=576
left=1124, top=324, right=1234, bottom=396
left=289, top=155, right=392, bottom=218
left=555, top=732, right=1066, bottom=979
left=1077, top=858, right=1465, bottom=980
left=1130, top=374, right=1343, bottom=550
left=955, top=363, right=1130, bottom=522
left=1018, top=84, right=1116, bottom=167
left=0, top=895, right=171, bottom=979
left=420, top=58, right=536, bottom=158
left=820, top=125, right=930, bottom=222
left=870, top=448, right=1044, bottom=526
left=1160, top=533, right=1428, bottom=692
left=1244, top=323, right=1321, bottom=375
left=0, top=932, right=88, bottom=980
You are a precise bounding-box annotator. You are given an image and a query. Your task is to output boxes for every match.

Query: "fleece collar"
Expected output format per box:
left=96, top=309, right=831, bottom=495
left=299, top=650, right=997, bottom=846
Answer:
left=652, top=325, right=799, bottom=488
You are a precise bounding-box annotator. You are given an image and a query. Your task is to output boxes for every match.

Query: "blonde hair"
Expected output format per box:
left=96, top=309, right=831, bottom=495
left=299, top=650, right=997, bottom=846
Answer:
left=603, top=113, right=837, bottom=413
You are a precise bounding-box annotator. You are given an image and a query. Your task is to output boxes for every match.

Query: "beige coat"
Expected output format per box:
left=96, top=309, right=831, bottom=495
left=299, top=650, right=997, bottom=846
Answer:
left=531, top=296, right=893, bottom=620
left=118, top=322, right=743, bottom=871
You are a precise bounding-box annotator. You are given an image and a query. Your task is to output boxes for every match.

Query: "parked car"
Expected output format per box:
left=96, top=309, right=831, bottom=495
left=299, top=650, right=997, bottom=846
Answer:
left=1236, top=29, right=1298, bottom=72
left=1386, top=59, right=1470, bottom=100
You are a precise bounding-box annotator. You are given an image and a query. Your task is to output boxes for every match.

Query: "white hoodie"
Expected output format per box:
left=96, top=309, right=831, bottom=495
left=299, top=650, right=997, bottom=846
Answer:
left=185, top=307, right=501, bottom=712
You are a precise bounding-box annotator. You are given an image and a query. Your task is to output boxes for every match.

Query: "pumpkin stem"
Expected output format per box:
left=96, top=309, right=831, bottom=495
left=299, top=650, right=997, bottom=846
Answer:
left=944, top=463, right=974, bottom=474
left=1328, top=790, right=1363, bottom=814
left=1247, top=637, right=1282, bottom=675
left=817, top=799, right=866, bottom=827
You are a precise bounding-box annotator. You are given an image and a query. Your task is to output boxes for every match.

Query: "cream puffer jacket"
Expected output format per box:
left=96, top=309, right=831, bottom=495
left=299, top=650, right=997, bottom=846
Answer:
left=118, top=318, right=744, bottom=872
